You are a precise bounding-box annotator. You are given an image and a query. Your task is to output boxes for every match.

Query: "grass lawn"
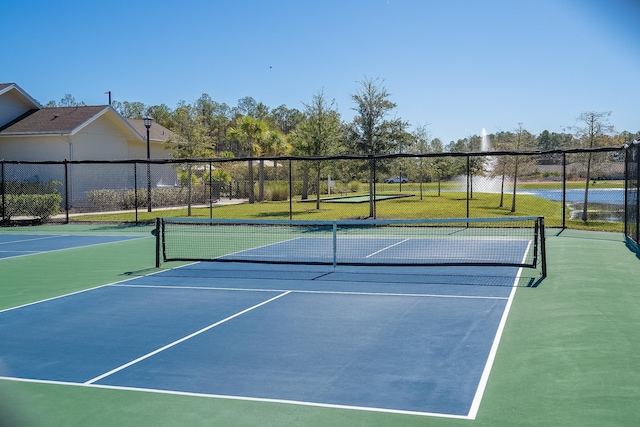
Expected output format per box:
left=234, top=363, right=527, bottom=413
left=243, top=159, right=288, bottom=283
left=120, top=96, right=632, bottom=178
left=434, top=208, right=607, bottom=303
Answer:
left=70, top=189, right=623, bottom=233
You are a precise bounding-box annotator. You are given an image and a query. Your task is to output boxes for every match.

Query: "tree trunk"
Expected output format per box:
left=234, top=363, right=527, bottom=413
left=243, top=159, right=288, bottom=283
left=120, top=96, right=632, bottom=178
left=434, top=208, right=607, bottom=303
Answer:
left=499, top=168, right=505, bottom=208
left=315, top=165, right=322, bottom=210
left=510, top=156, right=519, bottom=212
left=301, top=169, right=309, bottom=200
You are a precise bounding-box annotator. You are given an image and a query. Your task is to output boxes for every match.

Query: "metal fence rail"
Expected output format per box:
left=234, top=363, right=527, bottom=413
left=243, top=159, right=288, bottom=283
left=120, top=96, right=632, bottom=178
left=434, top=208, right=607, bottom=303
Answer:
left=0, top=146, right=629, bottom=231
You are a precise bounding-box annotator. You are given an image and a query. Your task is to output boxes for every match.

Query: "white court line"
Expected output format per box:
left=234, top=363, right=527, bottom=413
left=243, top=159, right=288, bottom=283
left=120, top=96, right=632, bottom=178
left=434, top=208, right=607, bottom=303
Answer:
left=84, top=291, right=292, bottom=385
left=0, top=235, right=64, bottom=245
left=0, top=235, right=149, bottom=261
left=110, top=283, right=509, bottom=300
left=0, top=272, right=160, bottom=314
left=0, top=376, right=472, bottom=420
left=466, top=240, right=532, bottom=419
left=365, top=238, right=410, bottom=258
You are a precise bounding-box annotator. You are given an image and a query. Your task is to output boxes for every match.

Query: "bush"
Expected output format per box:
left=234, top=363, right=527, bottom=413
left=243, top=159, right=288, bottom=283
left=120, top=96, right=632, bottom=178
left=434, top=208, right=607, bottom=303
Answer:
left=85, top=186, right=210, bottom=211
left=4, top=193, right=62, bottom=221
left=265, top=182, right=290, bottom=201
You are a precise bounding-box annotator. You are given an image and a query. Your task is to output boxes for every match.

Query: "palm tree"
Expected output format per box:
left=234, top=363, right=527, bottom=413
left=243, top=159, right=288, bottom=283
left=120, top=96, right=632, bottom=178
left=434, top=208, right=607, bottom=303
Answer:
left=227, top=116, right=267, bottom=203
left=263, top=129, right=290, bottom=179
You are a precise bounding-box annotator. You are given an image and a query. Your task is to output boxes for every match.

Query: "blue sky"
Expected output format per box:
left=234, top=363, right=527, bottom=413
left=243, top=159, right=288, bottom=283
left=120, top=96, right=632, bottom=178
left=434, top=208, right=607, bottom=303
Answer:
left=3, top=0, right=639, bottom=144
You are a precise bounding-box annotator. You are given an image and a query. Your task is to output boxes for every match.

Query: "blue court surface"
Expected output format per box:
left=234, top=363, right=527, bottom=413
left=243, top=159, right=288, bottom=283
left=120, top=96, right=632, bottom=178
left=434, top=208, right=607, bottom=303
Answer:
left=0, top=234, right=146, bottom=259
left=0, top=256, right=524, bottom=419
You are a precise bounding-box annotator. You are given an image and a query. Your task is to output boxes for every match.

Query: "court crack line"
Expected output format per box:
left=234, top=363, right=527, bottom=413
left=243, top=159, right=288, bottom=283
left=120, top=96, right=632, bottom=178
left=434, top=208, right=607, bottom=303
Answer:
left=83, top=291, right=291, bottom=385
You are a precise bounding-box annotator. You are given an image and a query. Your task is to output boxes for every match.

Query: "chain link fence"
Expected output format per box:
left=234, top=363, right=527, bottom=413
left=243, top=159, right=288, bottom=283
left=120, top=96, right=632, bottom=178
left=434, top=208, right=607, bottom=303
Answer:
left=0, top=146, right=630, bottom=231
left=625, top=139, right=640, bottom=248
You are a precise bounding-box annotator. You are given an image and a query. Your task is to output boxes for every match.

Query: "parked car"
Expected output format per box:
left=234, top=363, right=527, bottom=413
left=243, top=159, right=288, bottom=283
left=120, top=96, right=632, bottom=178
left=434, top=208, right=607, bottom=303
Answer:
left=384, top=176, right=408, bottom=183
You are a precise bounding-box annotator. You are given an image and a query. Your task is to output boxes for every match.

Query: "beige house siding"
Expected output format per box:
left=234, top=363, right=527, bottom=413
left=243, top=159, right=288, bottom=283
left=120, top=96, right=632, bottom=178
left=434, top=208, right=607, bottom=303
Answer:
left=0, top=135, right=70, bottom=161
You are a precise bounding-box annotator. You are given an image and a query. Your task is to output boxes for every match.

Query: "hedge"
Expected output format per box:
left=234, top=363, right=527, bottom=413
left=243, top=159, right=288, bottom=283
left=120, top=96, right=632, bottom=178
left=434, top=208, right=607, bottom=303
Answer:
left=3, top=193, right=62, bottom=221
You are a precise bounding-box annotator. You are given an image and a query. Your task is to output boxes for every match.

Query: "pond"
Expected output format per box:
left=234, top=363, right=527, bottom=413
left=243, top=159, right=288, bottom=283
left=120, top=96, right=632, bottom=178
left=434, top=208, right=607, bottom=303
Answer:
left=519, top=188, right=625, bottom=205
left=518, top=188, right=625, bottom=221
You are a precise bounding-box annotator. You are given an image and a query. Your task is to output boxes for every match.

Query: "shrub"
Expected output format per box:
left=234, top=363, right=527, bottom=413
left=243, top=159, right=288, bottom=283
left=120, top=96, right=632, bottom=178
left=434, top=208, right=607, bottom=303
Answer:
left=4, top=193, right=62, bottom=221
left=85, top=186, right=210, bottom=211
left=203, top=169, right=231, bottom=183
left=266, top=182, right=290, bottom=201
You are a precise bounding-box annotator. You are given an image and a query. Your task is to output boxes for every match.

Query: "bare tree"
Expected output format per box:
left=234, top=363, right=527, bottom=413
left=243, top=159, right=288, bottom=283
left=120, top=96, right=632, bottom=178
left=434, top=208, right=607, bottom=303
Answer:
left=572, top=112, right=614, bottom=221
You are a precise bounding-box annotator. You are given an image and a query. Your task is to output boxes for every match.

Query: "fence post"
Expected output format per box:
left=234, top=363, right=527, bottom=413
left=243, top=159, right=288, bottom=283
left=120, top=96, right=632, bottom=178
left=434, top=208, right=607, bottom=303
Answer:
left=134, top=163, right=139, bottom=224
left=64, top=160, right=69, bottom=224
left=466, top=155, right=471, bottom=219
left=562, top=152, right=567, bottom=229
left=635, top=143, right=640, bottom=244
left=1, top=160, right=4, bottom=223
left=372, top=157, right=377, bottom=219
left=289, top=159, right=293, bottom=220
left=209, top=161, right=213, bottom=219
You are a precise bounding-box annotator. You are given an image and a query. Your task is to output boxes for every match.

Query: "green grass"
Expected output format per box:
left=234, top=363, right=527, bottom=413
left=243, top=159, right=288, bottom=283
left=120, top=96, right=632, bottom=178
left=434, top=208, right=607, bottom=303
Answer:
left=70, top=190, right=623, bottom=232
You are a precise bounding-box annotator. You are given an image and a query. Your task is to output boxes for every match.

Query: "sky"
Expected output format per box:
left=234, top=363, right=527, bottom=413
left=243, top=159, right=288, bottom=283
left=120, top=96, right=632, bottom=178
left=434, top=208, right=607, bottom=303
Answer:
left=3, top=0, right=639, bottom=145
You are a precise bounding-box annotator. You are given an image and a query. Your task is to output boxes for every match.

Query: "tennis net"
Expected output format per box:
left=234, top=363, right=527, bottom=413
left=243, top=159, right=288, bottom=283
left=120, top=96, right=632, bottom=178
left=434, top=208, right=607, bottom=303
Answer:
left=156, top=216, right=546, bottom=276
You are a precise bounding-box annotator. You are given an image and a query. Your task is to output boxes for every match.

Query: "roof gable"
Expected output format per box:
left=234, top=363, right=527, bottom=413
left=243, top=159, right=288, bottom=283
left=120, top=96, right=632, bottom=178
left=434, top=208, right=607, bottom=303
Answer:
left=0, top=82, right=42, bottom=109
left=0, top=105, right=111, bottom=135
left=125, top=119, right=176, bottom=142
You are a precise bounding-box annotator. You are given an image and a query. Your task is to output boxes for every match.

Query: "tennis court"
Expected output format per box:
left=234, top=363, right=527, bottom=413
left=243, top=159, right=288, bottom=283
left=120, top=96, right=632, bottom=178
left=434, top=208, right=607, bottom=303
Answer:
left=1, top=221, right=639, bottom=426
left=0, top=218, right=543, bottom=420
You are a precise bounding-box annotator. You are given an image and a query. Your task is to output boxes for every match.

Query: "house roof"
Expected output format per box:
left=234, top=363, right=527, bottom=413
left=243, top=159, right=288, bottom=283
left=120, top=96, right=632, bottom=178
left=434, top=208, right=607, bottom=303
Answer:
left=0, top=105, right=111, bottom=136
left=126, top=118, right=176, bottom=142
left=0, top=82, right=42, bottom=109
left=0, top=84, right=176, bottom=148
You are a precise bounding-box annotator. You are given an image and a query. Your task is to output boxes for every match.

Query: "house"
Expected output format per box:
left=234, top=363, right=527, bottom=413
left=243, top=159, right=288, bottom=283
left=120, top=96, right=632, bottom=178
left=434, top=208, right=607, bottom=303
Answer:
left=0, top=83, right=174, bottom=161
left=0, top=83, right=179, bottom=208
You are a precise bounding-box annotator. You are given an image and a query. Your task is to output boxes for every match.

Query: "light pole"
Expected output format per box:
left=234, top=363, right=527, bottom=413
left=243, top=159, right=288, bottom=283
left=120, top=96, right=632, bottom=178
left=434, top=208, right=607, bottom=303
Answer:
left=144, top=117, right=152, bottom=212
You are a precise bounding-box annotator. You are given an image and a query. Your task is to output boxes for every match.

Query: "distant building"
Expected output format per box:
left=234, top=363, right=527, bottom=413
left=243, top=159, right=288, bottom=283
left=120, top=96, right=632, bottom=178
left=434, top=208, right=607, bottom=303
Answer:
left=0, top=83, right=174, bottom=161
left=0, top=83, right=179, bottom=207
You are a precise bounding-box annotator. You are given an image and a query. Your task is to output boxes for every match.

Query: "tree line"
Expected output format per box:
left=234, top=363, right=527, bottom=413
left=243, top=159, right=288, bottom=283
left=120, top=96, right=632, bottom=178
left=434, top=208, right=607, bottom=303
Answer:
left=46, top=78, right=639, bottom=217
left=46, top=79, right=639, bottom=162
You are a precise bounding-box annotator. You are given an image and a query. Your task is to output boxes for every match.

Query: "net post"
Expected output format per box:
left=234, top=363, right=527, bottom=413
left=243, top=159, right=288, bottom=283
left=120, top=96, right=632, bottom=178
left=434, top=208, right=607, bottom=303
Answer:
left=155, top=217, right=161, bottom=268
left=538, top=216, right=547, bottom=278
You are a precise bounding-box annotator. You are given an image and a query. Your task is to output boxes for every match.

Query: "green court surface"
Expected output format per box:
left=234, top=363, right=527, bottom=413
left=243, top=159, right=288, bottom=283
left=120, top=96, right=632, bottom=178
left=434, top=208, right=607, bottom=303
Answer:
left=1, top=225, right=639, bottom=426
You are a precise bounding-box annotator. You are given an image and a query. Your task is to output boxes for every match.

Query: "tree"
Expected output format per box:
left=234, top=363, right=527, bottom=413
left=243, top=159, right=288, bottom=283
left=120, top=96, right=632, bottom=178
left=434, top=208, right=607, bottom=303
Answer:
left=571, top=111, right=615, bottom=221
left=293, top=90, right=343, bottom=209
left=112, top=100, right=146, bottom=118
left=348, top=78, right=404, bottom=217
left=45, top=94, right=86, bottom=108
left=255, top=128, right=287, bottom=200
left=195, top=94, right=233, bottom=156
left=270, top=105, right=305, bottom=135
left=446, top=135, right=486, bottom=199
left=409, top=125, right=430, bottom=199
left=509, top=124, right=533, bottom=212
left=168, top=102, right=217, bottom=215
left=147, top=103, right=175, bottom=130
left=262, top=129, right=290, bottom=180
left=422, top=137, right=452, bottom=197
left=227, top=115, right=267, bottom=203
